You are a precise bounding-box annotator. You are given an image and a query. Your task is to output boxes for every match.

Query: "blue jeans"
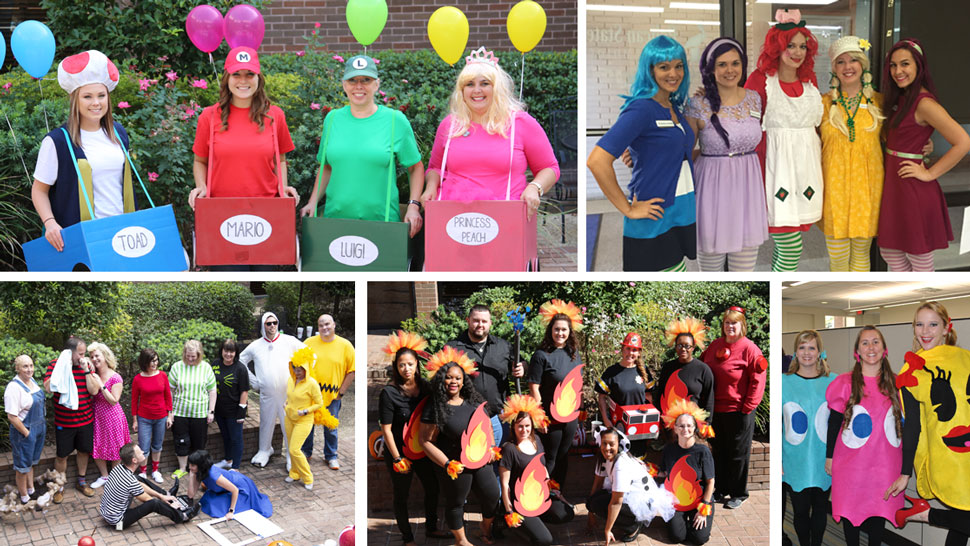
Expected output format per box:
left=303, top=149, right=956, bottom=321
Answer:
left=302, top=398, right=341, bottom=461
left=136, top=416, right=166, bottom=455
left=213, top=414, right=243, bottom=468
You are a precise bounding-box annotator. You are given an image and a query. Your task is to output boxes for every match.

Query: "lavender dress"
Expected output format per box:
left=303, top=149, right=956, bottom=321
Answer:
left=685, top=90, right=768, bottom=254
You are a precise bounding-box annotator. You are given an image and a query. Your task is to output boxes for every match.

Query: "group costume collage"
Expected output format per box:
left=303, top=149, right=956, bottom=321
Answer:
left=3, top=0, right=970, bottom=545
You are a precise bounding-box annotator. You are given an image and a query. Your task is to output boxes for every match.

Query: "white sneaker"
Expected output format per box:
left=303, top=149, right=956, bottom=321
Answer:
left=214, top=459, right=231, bottom=470
left=284, top=476, right=296, bottom=483
left=328, top=459, right=339, bottom=470
left=138, top=471, right=147, bottom=480
left=91, top=476, right=109, bottom=489
left=152, top=471, right=164, bottom=483
left=304, top=483, right=313, bottom=491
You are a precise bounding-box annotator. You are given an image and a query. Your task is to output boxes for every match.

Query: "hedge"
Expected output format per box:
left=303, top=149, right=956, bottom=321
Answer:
left=142, top=318, right=236, bottom=370
left=121, top=282, right=255, bottom=339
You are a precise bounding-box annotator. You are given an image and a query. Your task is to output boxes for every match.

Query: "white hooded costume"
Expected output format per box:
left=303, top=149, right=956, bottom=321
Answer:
left=240, top=312, right=307, bottom=467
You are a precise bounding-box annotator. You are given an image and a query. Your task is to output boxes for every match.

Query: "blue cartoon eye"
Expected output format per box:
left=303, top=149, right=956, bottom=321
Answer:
left=841, top=405, right=872, bottom=449
left=884, top=409, right=900, bottom=448
left=814, top=402, right=830, bottom=443
left=783, top=401, right=808, bottom=445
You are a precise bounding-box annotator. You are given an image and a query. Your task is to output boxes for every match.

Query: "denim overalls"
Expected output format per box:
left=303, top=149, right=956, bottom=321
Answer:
left=10, top=377, right=46, bottom=473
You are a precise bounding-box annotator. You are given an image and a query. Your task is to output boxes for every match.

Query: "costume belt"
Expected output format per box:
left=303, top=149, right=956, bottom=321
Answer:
left=886, top=148, right=925, bottom=160
left=701, top=150, right=757, bottom=158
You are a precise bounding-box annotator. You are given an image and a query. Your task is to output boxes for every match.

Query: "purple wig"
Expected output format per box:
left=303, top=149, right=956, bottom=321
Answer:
left=699, top=37, right=748, bottom=149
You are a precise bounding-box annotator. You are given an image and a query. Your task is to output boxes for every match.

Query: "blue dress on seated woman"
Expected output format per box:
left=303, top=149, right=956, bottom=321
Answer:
left=200, top=466, right=273, bottom=518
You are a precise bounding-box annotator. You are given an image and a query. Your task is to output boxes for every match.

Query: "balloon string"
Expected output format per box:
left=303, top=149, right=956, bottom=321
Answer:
left=3, top=109, right=32, bottom=183
left=209, top=52, right=218, bottom=80
left=519, top=53, right=525, bottom=101
left=38, top=79, right=50, bottom=133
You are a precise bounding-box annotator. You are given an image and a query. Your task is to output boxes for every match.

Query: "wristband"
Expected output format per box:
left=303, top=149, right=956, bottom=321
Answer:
left=42, top=217, right=55, bottom=225
left=407, top=199, right=421, bottom=208
left=697, top=501, right=712, bottom=517
left=528, top=181, right=543, bottom=196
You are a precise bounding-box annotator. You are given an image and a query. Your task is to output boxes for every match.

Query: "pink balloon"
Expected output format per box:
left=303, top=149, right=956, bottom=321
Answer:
left=224, top=4, right=265, bottom=50
left=185, top=5, right=224, bottom=53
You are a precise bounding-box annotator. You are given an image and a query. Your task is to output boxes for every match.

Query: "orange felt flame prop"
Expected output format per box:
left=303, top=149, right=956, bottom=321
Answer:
left=460, top=402, right=494, bottom=469
left=660, top=369, right=689, bottom=416
left=500, top=394, right=550, bottom=429
left=505, top=511, right=524, bottom=528
left=393, top=458, right=412, bottom=473
left=551, top=365, right=584, bottom=423
left=665, top=455, right=702, bottom=511
left=697, top=501, right=712, bottom=517
left=402, top=396, right=428, bottom=460
left=539, top=299, right=583, bottom=331
left=699, top=423, right=715, bottom=438
left=645, top=462, right=659, bottom=477
left=664, top=317, right=708, bottom=349
left=513, top=456, right=552, bottom=517
left=548, top=479, right=561, bottom=492
left=382, top=330, right=431, bottom=360
left=425, top=346, right=477, bottom=378
left=446, top=460, right=464, bottom=480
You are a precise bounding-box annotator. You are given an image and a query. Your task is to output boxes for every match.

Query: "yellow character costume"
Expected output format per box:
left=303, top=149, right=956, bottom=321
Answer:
left=284, top=347, right=324, bottom=486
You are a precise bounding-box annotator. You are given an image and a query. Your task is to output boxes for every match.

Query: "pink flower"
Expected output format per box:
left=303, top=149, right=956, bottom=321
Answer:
left=581, top=306, right=587, bottom=312
left=402, top=79, right=408, bottom=83
left=118, top=101, right=131, bottom=109
left=373, top=58, right=380, bottom=64
left=629, top=282, right=635, bottom=286
left=185, top=108, right=196, bottom=117
left=165, top=71, right=178, bottom=82
left=2, top=83, right=11, bottom=90
left=139, top=79, right=154, bottom=91
left=591, top=349, right=597, bottom=353
left=382, top=97, right=389, bottom=103
left=314, top=22, right=321, bottom=28
left=333, top=55, right=345, bottom=63
left=310, top=103, right=320, bottom=110
left=157, top=55, right=169, bottom=62
left=379, top=90, right=386, bottom=97
left=295, top=50, right=306, bottom=57
left=191, top=79, right=207, bottom=89
left=615, top=313, right=621, bottom=318
left=148, top=172, right=159, bottom=182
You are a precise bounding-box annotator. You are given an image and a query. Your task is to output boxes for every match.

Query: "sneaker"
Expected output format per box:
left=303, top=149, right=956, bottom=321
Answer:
left=214, top=459, right=231, bottom=470
left=725, top=497, right=746, bottom=509
left=52, top=491, right=63, bottom=504
left=285, top=476, right=296, bottom=483
left=138, top=471, right=148, bottom=480
left=152, top=471, right=164, bottom=484
left=76, top=482, right=95, bottom=497
left=328, top=459, right=339, bottom=470
left=304, top=483, right=313, bottom=491
left=172, top=468, right=187, bottom=479
left=620, top=523, right=642, bottom=542
left=90, top=476, right=108, bottom=489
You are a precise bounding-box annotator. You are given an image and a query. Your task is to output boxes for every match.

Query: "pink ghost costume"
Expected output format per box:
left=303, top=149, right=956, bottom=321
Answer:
left=826, top=373, right=903, bottom=525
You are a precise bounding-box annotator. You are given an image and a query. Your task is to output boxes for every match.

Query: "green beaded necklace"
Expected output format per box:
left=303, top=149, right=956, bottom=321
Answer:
left=837, top=90, right=864, bottom=142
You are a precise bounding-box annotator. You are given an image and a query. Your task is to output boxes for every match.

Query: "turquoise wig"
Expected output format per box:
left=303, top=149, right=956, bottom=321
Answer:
left=621, top=35, right=690, bottom=111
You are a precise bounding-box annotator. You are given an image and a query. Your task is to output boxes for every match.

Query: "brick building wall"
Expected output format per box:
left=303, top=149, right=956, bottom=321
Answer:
left=261, top=0, right=578, bottom=54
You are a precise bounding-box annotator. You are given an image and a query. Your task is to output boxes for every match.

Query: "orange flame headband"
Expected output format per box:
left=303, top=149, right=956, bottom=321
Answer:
left=662, top=399, right=710, bottom=430
left=425, top=346, right=478, bottom=378
left=500, top=394, right=550, bottom=429
left=382, top=330, right=431, bottom=360
left=664, top=317, right=708, bottom=350
left=539, top=299, right=583, bottom=331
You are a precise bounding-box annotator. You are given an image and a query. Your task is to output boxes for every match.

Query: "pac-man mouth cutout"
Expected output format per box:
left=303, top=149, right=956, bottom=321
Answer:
left=943, top=426, right=970, bottom=453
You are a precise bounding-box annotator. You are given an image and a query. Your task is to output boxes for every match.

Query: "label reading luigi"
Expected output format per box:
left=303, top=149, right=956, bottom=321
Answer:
left=220, top=214, right=272, bottom=245
left=446, top=213, right=499, bottom=246
left=329, top=235, right=379, bottom=266
left=112, top=226, right=156, bottom=258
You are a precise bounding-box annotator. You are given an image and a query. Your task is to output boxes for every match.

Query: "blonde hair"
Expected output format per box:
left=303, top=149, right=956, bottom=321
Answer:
left=447, top=61, right=524, bottom=137
left=721, top=309, right=747, bottom=338
left=67, top=85, right=119, bottom=148
left=88, top=342, right=118, bottom=371
left=826, top=51, right=884, bottom=138
left=788, top=330, right=830, bottom=377
left=13, top=354, right=33, bottom=372
left=183, top=339, right=205, bottom=363
left=912, top=301, right=958, bottom=351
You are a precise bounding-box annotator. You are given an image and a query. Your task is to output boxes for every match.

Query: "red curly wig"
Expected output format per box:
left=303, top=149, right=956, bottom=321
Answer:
left=756, top=26, right=819, bottom=84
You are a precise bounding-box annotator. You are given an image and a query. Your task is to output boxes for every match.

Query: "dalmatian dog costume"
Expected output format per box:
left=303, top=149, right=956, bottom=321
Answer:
left=240, top=312, right=306, bottom=468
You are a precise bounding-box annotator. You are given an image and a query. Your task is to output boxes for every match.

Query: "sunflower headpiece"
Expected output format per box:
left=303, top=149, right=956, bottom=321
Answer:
left=662, top=399, right=711, bottom=430
left=382, top=330, right=432, bottom=361
left=664, top=317, right=708, bottom=350
left=425, top=346, right=478, bottom=378
left=500, top=394, right=550, bottom=429
left=539, top=299, right=583, bottom=331
left=289, top=346, right=316, bottom=369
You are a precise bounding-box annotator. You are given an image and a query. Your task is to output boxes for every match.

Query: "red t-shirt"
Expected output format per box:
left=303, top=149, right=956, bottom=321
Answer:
left=192, top=104, right=295, bottom=198
left=700, top=336, right=767, bottom=414
left=131, top=371, right=173, bottom=419
left=44, top=359, right=94, bottom=427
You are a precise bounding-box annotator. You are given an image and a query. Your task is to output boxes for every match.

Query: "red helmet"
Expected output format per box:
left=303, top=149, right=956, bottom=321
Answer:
left=621, top=332, right=642, bottom=349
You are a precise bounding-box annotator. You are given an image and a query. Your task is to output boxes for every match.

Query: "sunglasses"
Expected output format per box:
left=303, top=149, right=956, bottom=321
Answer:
left=265, top=321, right=278, bottom=326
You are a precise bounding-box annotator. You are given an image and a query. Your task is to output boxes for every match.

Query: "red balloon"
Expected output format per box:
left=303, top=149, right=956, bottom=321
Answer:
left=224, top=4, right=265, bottom=50
left=78, top=537, right=96, bottom=546
left=185, top=5, right=224, bottom=53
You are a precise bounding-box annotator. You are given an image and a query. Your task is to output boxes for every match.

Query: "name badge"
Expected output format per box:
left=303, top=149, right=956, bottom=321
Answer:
left=750, top=110, right=762, bottom=119
left=656, top=119, right=675, bottom=128
left=860, top=102, right=868, bottom=109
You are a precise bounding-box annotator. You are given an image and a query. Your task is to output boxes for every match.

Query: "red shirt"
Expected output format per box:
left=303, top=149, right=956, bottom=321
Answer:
left=700, top=336, right=767, bottom=414
left=131, top=371, right=173, bottom=419
left=192, top=104, right=295, bottom=198
left=44, top=359, right=94, bottom=427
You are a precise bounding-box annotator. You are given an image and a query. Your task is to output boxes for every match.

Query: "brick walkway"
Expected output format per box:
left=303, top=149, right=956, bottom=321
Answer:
left=0, top=389, right=356, bottom=546
left=537, top=211, right=577, bottom=272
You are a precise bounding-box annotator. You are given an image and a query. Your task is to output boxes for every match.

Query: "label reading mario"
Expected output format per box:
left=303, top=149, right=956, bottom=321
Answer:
left=112, top=226, right=156, bottom=258
left=219, top=214, right=272, bottom=245
left=445, top=213, right=499, bottom=246
left=328, top=235, right=379, bottom=266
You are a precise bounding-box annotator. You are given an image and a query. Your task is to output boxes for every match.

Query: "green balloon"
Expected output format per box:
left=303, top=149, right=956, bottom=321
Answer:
left=346, top=0, right=388, bottom=46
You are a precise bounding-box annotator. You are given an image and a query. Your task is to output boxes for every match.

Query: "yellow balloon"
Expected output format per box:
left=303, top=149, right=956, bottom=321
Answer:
left=507, top=0, right=547, bottom=53
left=428, top=6, right=469, bottom=65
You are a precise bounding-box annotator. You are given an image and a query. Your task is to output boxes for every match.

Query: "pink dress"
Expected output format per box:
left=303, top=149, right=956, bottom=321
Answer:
left=92, top=373, right=131, bottom=461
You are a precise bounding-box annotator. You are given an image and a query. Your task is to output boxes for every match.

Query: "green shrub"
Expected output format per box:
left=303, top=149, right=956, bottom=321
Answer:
left=0, top=281, right=124, bottom=348
left=262, top=281, right=355, bottom=338
left=0, top=336, right=58, bottom=451
left=122, top=282, right=254, bottom=339
left=142, top=318, right=235, bottom=369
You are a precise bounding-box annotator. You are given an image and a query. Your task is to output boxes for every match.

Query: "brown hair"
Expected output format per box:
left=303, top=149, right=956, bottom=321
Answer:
left=787, top=330, right=830, bottom=377
left=67, top=85, right=119, bottom=147
left=843, top=326, right=901, bottom=437
left=539, top=314, right=579, bottom=359
left=217, top=71, right=271, bottom=132
left=512, top=411, right=538, bottom=448
left=911, top=301, right=958, bottom=352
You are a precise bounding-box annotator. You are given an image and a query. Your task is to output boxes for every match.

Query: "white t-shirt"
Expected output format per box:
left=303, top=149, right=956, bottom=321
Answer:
left=595, top=453, right=646, bottom=493
left=34, top=128, right=126, bottom=219
left=4, top=377, right=40, bottom=420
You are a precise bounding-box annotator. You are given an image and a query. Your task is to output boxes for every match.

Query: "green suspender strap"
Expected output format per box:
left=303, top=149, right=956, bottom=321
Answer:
left=312, top=106, right=396, bottom=222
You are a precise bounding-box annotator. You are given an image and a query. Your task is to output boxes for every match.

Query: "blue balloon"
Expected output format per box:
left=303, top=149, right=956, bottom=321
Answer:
left=11, top=21, right=55, bottom=78
left=0, top=32, right=6, bottom=70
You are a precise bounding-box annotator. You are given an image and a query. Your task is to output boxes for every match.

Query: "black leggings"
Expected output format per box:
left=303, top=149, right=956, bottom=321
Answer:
left=442, top=464, right=500, bottom=530
left=709, top=411, right=754, bottom=499
left=385, top=456, right=440, bottom=542
left=929, top=508, right=970, bottom=546
left=539, top=419, right=578, bottom=485
left=784, top=483, right=829, bottom=546
left=841, top=516, right=886, bottom=546
left=586, top=489, right=639, bottom=538
left=512, top=498, right=574, bottom=546
left=667, top=505, right=715, bottom=545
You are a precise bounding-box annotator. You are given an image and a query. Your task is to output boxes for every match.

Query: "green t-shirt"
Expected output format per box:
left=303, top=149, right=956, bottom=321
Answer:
left=315, top=105, right=422, bottom=222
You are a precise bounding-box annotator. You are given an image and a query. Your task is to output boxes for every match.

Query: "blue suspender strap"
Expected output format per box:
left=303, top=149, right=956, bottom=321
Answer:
left=60, top=128, right=97, bottom=220
left=114, top=126, right=156, bottom=208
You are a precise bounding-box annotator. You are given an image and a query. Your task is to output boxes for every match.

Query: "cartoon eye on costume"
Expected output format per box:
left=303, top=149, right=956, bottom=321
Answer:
left=814, top=403, right=830, bottom=443
left=841, top=405, right=872, bottom=449
left=930, top=366, right=956, bottom=422
left=783, top=401, right=808, bottom=445
left=884, top=408, right=901, bottom=447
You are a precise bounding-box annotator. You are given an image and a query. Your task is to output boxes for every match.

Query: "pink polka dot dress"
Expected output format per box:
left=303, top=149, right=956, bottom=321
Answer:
left=92, top=373, right=131, bottom=461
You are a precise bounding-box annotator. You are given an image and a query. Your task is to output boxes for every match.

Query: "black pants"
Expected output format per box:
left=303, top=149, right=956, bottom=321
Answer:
left=586, top=489, right=639, bottom=538
left=841, top=516, right=886, bottom=546
left=384, top=456, right=440, bottom=542
left=710, top=411, right=754, bottom=499
left=929, top=508, right=970, bottom=546
left=538, top=419, right=577, bottom=485
left=442, top=464, right=500, bottom=530
left=668, top=505, right=714, bottom=545
left=172, top=416, right=208, bottom=457
left=784, top=483, right=828, bottom=546
left=119, top=477, right=182, bottom=530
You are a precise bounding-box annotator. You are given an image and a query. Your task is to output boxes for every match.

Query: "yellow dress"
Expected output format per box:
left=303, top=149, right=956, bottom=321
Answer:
left=819, top=92, right=884, bottom=239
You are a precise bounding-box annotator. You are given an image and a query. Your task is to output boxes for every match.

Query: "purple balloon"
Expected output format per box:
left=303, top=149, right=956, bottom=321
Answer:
left=186, top=5, right=224, bottom=53
left=224, top=4, right=265, bottom=50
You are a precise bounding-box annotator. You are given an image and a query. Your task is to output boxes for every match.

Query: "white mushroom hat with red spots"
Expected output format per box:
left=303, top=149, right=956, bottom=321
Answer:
left=57, top=50, right=120, bottom=94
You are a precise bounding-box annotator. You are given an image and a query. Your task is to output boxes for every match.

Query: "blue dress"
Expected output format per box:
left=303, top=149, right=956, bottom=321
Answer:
left=200, top=466, right=273, bottom=518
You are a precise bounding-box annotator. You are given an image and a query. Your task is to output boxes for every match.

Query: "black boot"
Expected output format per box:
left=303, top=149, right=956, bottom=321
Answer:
left=168, top=477, right=179, bottom=497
